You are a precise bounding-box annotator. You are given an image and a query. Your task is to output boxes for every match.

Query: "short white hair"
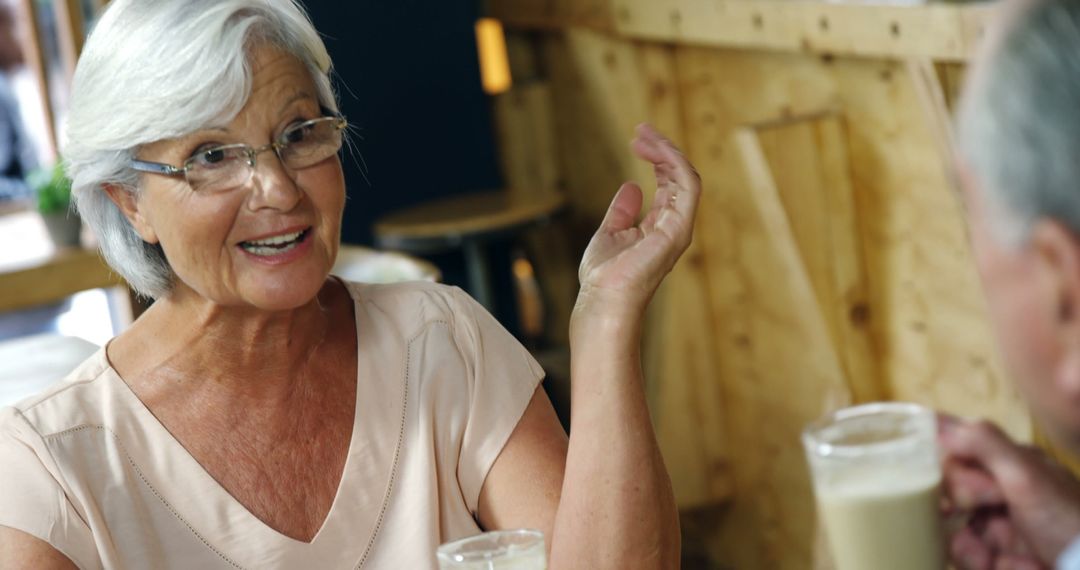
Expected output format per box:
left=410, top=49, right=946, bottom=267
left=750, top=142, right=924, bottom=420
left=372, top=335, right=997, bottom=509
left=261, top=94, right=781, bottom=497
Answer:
left=64, top=0, right=338, bottom=298
left=957, top=0, right=1080, bottom=246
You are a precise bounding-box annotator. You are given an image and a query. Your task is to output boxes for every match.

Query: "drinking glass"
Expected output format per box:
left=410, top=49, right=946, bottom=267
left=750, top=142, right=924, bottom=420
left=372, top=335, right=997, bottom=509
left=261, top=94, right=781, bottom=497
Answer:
left=436, top=529, right=547, bottom=570
left=802, top=402, right=945, bottom=570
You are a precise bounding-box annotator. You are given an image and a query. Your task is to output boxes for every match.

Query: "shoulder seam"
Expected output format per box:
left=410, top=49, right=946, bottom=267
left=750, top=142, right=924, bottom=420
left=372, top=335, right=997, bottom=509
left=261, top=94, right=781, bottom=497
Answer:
left=17, top=361, right=111, bottom=414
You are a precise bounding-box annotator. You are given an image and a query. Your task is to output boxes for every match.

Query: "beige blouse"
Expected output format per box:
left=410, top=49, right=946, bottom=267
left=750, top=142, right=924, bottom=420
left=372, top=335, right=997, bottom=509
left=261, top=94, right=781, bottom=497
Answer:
left=0, top=281, right=545, bottom=569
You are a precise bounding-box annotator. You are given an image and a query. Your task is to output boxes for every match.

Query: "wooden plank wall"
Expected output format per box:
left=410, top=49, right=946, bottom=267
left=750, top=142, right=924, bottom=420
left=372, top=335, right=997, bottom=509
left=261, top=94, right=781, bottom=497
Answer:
left=490, top=1, right=1047, bottom=567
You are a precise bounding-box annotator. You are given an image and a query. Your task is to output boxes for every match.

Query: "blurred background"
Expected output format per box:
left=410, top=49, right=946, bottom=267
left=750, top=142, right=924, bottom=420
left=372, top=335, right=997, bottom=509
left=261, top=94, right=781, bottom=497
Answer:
left=0, top=0, right=1054, bottom=568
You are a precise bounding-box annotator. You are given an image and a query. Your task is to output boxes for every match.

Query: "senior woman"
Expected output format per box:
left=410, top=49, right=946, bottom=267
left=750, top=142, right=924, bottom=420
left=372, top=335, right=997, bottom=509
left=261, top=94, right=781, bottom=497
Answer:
left=0, top=1, right=698, bottom=568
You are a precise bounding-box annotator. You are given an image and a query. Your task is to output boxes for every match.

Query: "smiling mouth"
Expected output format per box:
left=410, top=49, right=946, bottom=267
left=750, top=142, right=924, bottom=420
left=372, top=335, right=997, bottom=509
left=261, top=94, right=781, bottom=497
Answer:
left=239, top=228, right=311, bottom=257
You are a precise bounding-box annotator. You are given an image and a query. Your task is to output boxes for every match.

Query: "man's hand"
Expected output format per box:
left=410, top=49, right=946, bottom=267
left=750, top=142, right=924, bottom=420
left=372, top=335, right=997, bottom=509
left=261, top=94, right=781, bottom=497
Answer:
left=939, top=416, right=1080, bottom=569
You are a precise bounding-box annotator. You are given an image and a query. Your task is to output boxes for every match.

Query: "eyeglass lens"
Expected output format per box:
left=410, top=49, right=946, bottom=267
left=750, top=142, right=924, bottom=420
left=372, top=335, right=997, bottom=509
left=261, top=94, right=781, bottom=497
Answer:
left=184, top=118, right=344, bottom=193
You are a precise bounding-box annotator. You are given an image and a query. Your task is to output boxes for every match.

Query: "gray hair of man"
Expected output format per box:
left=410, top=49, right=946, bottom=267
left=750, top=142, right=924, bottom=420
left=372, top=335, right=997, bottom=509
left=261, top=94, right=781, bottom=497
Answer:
left=64, top=0, right=338, bottom=298
left=956, top=0, right=1080, bottom=247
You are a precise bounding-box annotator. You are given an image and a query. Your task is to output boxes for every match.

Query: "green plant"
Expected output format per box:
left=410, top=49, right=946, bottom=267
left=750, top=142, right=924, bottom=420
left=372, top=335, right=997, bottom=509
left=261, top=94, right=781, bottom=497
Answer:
left=29, top=161, right=73, bottom=215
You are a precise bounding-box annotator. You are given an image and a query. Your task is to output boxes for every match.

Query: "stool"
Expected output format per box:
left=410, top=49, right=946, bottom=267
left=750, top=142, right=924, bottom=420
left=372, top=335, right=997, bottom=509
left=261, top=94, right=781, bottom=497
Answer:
left=373, top=192, right=566, bottom=311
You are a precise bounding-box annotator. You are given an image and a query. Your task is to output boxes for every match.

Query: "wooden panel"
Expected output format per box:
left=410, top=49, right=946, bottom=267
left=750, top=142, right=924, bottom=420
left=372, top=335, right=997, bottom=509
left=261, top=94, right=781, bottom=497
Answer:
left=672, top=51, right=841, bottom=565
left=505, top=31, right=542, bottom=82
left=494, top=83, right=561, bottom=200
left=825, top=59, right=1027, bottom=432
left=543, top=29, right=654, bottom=225
left=490, top=7, right=1045, bottom=567
left=735, top=122, right=852, bottom=407
left=737, top=112, right=882, bottom=406
left=811, top=118, right=880, bottom=405
left=638, top=47, right=732, bottom=509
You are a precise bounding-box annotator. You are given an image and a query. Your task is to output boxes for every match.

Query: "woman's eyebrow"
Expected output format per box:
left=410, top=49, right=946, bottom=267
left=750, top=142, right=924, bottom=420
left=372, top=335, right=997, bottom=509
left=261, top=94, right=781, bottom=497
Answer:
left=179, top=92, right=318, bottom=143
left=278, top=91, right=316, bottom=115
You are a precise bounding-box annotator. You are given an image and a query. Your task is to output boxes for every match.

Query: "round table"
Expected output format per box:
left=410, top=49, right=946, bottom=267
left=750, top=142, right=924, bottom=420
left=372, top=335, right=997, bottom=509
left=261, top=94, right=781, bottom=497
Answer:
left=373, top=192, right=566, bottom=310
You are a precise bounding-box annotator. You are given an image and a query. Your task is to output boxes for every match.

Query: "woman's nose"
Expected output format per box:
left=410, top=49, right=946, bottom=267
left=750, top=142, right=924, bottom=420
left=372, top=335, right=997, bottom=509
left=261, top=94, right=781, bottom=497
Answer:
left=246, top=148, right=302, bottom=212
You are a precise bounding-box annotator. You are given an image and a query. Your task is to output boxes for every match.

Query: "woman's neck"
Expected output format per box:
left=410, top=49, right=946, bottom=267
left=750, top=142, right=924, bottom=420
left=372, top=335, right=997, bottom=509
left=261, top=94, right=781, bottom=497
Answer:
left=112, top=279, right=342, bottom=401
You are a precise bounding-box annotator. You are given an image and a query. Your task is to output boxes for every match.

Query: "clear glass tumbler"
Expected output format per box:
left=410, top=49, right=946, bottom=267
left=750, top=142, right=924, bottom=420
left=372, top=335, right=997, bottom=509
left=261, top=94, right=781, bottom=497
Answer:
left=436, top=529, right=547, bottom=570
left=802, top=402, right=945, bottom=570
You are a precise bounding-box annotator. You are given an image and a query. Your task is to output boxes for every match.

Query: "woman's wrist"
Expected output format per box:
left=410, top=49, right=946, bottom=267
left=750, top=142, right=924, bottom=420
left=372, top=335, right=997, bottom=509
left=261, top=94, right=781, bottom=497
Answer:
left=570, top=296, right=645, bottom=357
left=571, top=284, right=650, bottom=324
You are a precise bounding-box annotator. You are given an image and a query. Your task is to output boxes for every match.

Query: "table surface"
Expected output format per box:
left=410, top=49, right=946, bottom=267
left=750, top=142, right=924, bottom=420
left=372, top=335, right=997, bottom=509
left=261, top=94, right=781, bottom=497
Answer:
left=0, top=211, right=124, bottom=312
left=373, top=191, right=566, bottom=241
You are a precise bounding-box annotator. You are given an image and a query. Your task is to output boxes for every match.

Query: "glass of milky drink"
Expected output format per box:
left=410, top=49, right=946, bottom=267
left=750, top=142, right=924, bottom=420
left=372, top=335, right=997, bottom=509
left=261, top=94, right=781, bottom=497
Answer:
left=802, top=402, right=945, bottom=570
left=437, top=529, right=547, bottom=570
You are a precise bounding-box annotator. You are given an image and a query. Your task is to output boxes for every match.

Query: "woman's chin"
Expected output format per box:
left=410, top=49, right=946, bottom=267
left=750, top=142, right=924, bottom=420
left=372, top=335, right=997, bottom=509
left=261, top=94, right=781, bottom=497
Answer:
left=236, top=272, right=330, bottom=312
left=230, top=246, right=334, bottom=310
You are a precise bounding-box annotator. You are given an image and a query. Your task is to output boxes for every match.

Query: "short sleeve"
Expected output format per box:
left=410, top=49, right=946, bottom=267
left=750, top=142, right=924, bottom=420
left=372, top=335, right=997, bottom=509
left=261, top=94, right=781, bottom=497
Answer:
left=0, top=409, right=100, bottom=570
left=451, top=289, right=546, bottom=514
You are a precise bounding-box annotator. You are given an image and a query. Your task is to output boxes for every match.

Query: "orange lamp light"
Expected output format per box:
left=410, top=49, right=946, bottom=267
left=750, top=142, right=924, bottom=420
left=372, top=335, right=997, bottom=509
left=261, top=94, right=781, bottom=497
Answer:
left=475, top=18, right=512, bottom=95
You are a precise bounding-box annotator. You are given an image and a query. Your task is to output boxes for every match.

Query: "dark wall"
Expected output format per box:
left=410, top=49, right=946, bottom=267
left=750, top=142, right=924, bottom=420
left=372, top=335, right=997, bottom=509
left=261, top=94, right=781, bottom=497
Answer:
left=305, top=0, right=503, bottom=246
left=305, top=1, right=521, bottom=331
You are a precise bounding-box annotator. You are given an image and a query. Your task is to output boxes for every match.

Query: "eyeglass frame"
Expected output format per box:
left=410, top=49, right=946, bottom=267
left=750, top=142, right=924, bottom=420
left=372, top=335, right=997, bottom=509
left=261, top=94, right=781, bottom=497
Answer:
left=129, top=114, right=348, bottom=189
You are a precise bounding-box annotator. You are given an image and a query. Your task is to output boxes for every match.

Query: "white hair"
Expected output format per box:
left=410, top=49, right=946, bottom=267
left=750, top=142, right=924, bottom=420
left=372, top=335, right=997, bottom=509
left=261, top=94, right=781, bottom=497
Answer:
left=64, top=0, right=338, bottom=298
left=956, top=0, right=1080, bottom=246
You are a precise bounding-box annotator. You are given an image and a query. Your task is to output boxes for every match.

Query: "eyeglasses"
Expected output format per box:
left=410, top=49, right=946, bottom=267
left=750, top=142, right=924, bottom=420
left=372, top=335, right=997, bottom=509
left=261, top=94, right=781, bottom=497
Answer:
left=130, top=115, right=348, bottom=194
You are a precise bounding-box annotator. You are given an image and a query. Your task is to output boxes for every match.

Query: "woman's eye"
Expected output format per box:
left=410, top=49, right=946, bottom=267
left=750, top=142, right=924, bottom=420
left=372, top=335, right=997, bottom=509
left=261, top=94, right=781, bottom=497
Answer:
left=202, top=149, right=225, bottom=163
left=190, top=145, right=231, bottom=168
left=283, top=124, right=313, bottom=144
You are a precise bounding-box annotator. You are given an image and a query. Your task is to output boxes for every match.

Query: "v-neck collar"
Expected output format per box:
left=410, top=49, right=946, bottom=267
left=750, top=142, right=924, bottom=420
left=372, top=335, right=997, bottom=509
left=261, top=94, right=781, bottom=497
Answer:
left=98, top=282, right=407, bottom=568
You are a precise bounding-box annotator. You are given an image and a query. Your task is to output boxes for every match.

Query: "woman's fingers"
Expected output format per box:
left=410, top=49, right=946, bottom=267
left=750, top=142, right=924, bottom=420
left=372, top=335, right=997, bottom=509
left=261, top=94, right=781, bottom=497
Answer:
left=640, top=180, right=676, bottom=233
left=599, top=183, right=644, bottom=234
left=633, top=123, right=701, bottom=193
left=630, top=124, right=702, bottom=246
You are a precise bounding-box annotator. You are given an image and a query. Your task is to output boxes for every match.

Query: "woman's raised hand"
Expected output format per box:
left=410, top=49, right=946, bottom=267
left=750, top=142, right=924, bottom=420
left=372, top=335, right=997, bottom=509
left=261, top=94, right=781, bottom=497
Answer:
left=574, top=123, right=702, bottom=323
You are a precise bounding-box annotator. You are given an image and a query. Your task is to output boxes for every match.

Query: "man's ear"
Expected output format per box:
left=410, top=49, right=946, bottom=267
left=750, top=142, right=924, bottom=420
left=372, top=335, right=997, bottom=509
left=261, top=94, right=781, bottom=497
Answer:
left=1032, top=219, right=1080, bottom=395
left=103, top=183, right=158, bottom=244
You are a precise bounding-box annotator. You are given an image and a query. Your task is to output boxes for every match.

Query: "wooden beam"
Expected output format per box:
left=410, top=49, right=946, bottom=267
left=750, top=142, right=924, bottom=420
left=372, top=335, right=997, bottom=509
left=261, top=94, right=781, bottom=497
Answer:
left=496, top=0, right=998, bottom=62
left=15, top=0, right=56, bottom=157
left=906, top=58, right=959, bottom=189
left=54, top=0, right=85, bottom=82
left=488, top=0, right=615, bottom=32
left=0, top=248, right=124, bottom=313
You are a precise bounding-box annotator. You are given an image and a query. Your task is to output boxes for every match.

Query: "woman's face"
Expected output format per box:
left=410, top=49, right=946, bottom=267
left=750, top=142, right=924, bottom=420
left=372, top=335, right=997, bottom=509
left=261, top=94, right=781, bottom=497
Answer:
left=126, top=45, right=345, bottom=311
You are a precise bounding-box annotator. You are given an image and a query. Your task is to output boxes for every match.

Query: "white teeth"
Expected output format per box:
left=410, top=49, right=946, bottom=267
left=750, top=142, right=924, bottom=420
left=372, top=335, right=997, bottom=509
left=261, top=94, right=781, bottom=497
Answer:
left=240, top=229, right=307, bottom=256
left=245, top=231, right=303, bottom=247
left=241, top=239, right=303, bottom=256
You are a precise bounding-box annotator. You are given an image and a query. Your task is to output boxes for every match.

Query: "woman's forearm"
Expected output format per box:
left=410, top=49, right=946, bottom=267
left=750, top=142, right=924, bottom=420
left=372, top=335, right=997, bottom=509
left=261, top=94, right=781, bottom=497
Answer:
left=549, top=313, right=680, bottom=569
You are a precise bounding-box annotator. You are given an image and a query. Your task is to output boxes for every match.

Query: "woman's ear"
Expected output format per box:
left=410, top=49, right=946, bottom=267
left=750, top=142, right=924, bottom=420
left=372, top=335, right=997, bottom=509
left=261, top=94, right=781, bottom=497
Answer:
left=1033, top=220, right=1080, bottom=395
left=103, top=183, right=158, bottom=244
